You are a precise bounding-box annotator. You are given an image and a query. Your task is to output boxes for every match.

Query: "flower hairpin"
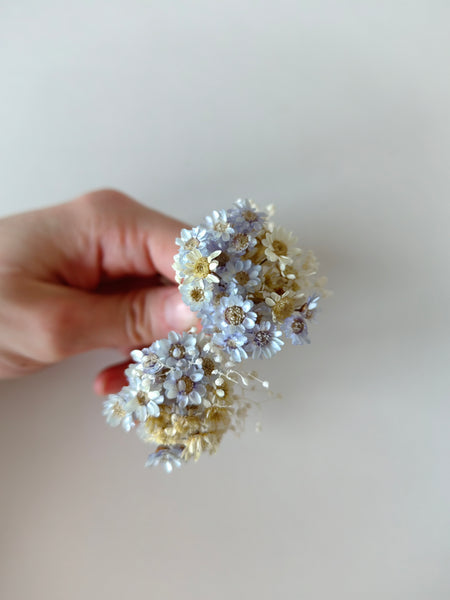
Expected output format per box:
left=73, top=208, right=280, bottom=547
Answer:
left=103, top=199, right=327, bottom=472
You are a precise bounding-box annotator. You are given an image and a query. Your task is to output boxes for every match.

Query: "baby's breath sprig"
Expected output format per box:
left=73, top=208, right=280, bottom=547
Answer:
left=103, top=199, right=328, bottom=471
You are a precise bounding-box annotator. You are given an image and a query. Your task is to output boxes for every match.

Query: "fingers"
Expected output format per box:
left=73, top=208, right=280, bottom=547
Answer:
left=1, top=278, right=198, bottom=366
left=63, top=190, right=189, bottom=287
left=93, top=361, right=130, bottom=395
left=75, top=284, right=199, bottom=353
left=0, top=190, right=194, bottom=380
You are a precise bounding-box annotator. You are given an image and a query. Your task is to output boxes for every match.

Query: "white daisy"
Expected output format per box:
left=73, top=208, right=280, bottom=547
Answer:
left=182, top=248, right=221, bottom=284
left=103, top=394, right=135, bottom=432
left=180, top=279, right=214, bottom=312
left=204, top=209, right=234, bottom=241
left=261, top=225, right=301, bottom=271
left=265, top=290, right=302, bottom=322
left=175, top=226, right=208, bottom=253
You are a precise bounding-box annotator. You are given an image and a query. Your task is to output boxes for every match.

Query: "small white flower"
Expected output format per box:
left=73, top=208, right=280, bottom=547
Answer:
left=265, top=290, right=302, bottom=322
left=130, top=348, right=162, bottom=375
left=261, top=226, right=301, bottom=271
left=175, top=226, right=208, bottom=253
left=182, top=248, right=221, bottom=284
left=103, top=394, right=135, bottom=432
left=204, top=209, right=234, bottom=241
left=180, top=279, right=214, bottom=312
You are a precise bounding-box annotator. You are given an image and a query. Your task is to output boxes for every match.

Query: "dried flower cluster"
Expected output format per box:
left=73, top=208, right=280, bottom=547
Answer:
left=104, top=199, right=327, bottom=471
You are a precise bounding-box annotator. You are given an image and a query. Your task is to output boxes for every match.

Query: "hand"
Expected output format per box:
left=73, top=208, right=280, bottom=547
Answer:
left=0, top=189, right=197, bottom=394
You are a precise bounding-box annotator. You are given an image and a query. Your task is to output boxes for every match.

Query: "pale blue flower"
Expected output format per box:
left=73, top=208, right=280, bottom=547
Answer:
left=145, top=445, right=184, bottom=472
left=217, top=293, right=257, bottom=332
left=163, top=363, right=206, bottom=408
left=204, top=209, right=235, bottom=241
left=151, top=331, right=199, bottom=368
left=300, top=294, right=321, bottom=322
left=212, top=329, right=248, bottom=362
left=227, top=198, right=267, bottom=234
left=175, top=226, right=209, bottom=256
left=228, top=231, right=258, bottom=255
left=130, top=347, right=163, bottom=375
left=245, top=321, right=284, bottom=359
left=282, top=312, right=310, bottom=345
left=221, top=259, right=261, bottom=296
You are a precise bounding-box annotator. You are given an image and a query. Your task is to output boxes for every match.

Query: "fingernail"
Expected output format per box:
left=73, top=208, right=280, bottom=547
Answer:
left=164, top=288, right=198, bottom=331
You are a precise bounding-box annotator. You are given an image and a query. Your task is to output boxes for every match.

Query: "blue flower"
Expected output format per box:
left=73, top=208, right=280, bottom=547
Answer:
left=204, top=209, right=235, bottom=241
left=163, top=362, right=206, bottom=408
left=151, top=331, right=199, bottom=368
left=227, top=231, right=258, bottom=256
left=216, top=293, right=257, bottom=332
left=300, top=294, right=321, bottom=322
left=282, top=312, right=310, bottom=345
left=227, top=198, right=267, bottom=235
left=130, top=347, right=163, bottom=375
left=145, top=445, right=184, bottom=472
left=175, top=226, right=209, bottom=255
left=212, top=329, right=249, bottom=362
left=221, top=259, right=261, bottom=296
left=244, top=321, right=284, bottom=359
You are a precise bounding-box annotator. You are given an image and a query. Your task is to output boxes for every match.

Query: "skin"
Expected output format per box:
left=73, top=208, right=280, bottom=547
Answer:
left=0, top=189, right=198, bottom=394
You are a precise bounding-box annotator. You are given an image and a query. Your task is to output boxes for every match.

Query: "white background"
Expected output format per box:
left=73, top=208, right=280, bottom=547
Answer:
left=1, top=2, right=449, bottom=599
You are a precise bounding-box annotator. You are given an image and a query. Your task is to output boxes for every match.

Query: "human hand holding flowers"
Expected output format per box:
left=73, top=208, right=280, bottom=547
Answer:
left=0, top=189, right=197, bottom=390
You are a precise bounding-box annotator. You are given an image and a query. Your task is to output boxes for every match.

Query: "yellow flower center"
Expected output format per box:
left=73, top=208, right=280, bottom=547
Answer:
left=235, top=271, right=250, bottom=286
left=224, top=305, right=245, bottom=326
left=142, top=352, right=158, bottom=369
left=272, top=297, right=295, bottom=321
left=201, top=357, right=215, bottom=377
left=113, top=403, right=126, bottom=418
left=193, top=257, right=210, bottom=278
left=231, top=233, right=249, bottom=252
left=190, top=287, right=205, bottom=302
left=272, top=240, right=288, bottom=256
left=169, top=343, right=186, bottom=359
left=214, top=221, right=228, bottom=233
left=185, top=238, right=200, bottom=250
left=137, top=392, right=147, bottom=406
left=300, top=303, right=314, bottom=319
left=291, top=318, right=305, bottom=334
left=243, top=209, right=257, bottom=223
left=254, top=331, right=271, bottom=346
left=178, top=375, right=194, bottom=395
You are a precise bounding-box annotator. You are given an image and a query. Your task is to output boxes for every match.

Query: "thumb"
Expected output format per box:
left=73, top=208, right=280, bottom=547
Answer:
left=77, top=285, right=199, bottom=351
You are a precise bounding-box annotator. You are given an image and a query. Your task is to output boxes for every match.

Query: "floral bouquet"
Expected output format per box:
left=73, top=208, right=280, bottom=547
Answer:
left=103, top=199, right=327, bottom=471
